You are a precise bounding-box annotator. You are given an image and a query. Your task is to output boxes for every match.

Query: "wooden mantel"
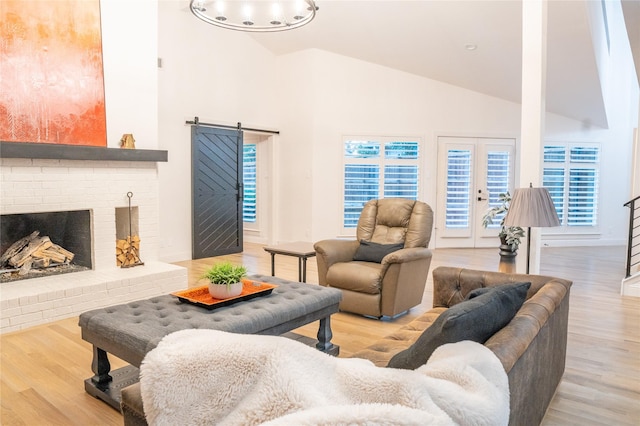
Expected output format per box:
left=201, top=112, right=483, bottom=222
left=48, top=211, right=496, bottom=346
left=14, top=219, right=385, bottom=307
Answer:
left=0, top=141, right=168, bottom=162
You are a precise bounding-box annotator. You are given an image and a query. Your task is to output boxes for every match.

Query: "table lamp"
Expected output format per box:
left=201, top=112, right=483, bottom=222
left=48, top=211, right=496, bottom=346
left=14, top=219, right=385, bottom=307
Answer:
left=503, top=184, right=560, bottom=273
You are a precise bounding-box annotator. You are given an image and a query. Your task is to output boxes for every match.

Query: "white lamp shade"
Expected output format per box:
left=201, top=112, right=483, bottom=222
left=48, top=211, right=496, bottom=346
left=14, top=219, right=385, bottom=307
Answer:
left=503, top=187, right=560, bottom=228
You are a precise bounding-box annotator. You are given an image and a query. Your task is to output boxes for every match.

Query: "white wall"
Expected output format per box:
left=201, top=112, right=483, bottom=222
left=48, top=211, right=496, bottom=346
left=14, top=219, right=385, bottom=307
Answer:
left=543, top=0, right=639, bottom=247
left=278, top=48, right=638, bottom=247
left=154, top=2, right=638, bottom=261
left=272, top=47, right=637, bottom=246
left=634, top=116, right=640, bottom=198
left=101, top=0, right=158, bottom=149
left=157, top=1, right=279, bottom=262
left=275, top=49, right=524, bottom=243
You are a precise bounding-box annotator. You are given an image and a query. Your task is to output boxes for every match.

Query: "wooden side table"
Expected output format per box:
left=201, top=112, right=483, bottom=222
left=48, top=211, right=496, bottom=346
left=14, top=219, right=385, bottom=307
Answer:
left=263, top=241, right=316, bottom=282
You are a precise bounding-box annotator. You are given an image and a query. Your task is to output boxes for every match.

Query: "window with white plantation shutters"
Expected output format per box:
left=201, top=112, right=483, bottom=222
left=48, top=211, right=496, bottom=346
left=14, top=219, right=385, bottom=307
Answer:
left=543, top=144, right=599, bottom=229
left=445, top=149, right=472, bottom=228
left=243, top=143, right=257, bottom=223
left=343, top=138, right=420, bottom=230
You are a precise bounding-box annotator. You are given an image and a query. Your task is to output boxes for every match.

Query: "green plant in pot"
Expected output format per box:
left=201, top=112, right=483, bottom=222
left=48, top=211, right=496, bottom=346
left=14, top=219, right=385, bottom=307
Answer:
left=201, top=261, right=247, bottom=299
left=481, top=191, right=525, bottom=250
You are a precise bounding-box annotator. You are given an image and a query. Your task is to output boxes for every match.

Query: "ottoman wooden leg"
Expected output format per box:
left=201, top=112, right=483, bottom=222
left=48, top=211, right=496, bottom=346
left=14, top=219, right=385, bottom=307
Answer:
left=316, top=316, right=340, bottom=356
left=84, top=345, right=139, bottom=412
left=91, top=346, right=112, bottom=385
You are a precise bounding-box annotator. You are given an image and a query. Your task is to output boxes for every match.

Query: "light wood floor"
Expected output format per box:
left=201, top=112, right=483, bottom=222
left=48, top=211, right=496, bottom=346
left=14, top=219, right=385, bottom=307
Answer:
left=1, top=244, right=638, bottom=425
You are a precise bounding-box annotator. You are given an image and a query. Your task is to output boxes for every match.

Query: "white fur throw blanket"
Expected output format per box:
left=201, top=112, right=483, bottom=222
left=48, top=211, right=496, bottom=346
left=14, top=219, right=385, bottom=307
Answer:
left=140, top=330, right=509, bottom=426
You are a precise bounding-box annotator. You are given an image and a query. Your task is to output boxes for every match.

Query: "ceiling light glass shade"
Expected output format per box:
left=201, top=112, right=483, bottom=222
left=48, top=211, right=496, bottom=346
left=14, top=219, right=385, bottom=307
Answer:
left=503, top=187, right=561, bottom=228
left=190, top=0, right=318, bottom=32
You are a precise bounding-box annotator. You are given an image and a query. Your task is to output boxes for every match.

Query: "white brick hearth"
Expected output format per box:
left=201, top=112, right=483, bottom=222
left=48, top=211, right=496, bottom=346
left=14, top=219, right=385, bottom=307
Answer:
left=0, top=157, right=188, bottom=333
left=0, top=262, right=186, bottom=332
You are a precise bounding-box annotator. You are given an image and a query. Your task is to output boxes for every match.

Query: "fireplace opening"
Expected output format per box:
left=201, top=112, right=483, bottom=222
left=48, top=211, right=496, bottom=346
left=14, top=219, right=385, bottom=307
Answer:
left=0, top=210, right=92, bottom=282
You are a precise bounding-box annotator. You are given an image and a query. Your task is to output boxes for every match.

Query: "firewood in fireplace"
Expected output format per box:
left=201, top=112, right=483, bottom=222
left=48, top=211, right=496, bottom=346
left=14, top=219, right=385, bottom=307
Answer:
left=19, top=258, right=33, bottom=275
left=0, top=231, right=75, bottom=271
left=0, top=230, right=39, bottom=267
left=11, top=236, right=53, bottom=267
left=35, top=244, right=74, bottom=264
left=32, top=257, right=51, bottom=269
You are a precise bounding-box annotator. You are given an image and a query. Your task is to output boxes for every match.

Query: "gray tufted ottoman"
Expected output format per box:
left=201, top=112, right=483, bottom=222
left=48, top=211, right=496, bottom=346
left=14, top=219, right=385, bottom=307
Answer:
left=78, top=274, right=342, bottom=411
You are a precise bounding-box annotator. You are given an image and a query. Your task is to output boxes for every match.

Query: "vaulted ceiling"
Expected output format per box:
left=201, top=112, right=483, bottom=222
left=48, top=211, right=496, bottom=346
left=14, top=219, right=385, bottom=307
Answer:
left=622, top=0, right=640, bottom=87
left=240, top=0, right=640, bottom=129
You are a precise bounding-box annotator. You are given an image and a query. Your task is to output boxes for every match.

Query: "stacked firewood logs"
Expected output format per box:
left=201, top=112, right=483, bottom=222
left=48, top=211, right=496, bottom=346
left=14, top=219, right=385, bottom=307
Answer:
left=0, top=231, right=75, bottom=275
left=116, top=235, right=142, bottom=267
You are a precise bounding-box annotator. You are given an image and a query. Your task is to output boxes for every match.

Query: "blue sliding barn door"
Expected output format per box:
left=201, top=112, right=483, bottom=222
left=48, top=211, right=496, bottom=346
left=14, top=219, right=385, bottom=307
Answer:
left=192, top=126, right=243, bottom=259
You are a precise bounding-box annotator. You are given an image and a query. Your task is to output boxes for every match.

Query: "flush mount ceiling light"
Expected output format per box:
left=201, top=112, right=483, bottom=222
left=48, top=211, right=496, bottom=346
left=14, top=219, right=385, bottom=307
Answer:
left=190, top=0, right=319, bottom=32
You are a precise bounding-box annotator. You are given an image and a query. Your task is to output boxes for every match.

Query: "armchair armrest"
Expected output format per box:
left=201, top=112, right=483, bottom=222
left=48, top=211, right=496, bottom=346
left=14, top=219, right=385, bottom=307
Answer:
left=381, top=247, right=432, bottom=265
left=379, top=248, right=433, bottom=316
left=314, top=239, right=359, bottom=286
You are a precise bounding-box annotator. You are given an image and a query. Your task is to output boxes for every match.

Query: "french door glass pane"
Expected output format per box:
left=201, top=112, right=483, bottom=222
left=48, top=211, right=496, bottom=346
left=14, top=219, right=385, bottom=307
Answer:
left=242, top=144, right=257, bottom=223
left=485, top=151, right=510, bottom=229
left=344, top=164, right=379, bottom=227
left=384, top=165, right=418, bottom=199
left=445, top=150, right=471, bottom=228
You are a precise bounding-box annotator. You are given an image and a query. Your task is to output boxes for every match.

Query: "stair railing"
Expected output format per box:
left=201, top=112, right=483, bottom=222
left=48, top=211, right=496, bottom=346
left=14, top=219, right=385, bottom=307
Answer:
left=624, top=195, right=640, bottom=278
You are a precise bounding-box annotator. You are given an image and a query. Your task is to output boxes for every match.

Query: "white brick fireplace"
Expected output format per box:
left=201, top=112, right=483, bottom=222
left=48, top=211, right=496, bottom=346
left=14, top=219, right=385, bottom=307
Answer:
left=0, top=156, right=188, bottom=333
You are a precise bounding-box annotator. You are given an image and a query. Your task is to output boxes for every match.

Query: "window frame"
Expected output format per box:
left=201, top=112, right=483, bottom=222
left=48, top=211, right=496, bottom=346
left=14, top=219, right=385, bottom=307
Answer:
left=542, top=142, right=601, bottom=235
left=341, top=135, right=423, bottom=235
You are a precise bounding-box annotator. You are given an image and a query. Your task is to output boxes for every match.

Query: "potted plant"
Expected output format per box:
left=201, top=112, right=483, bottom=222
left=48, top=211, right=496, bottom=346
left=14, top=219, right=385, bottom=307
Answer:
left=201, top=261, right=247, bottom=299
left=481, top=191, right=525, bottom=249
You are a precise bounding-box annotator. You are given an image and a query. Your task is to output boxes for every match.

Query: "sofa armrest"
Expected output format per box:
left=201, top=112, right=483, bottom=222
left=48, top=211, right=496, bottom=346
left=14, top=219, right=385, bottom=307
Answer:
left=121, top=382, right=148, bottom=426
left=314, top=239, right=359, bottom=285
left=485, top=280, right=570, bottom=372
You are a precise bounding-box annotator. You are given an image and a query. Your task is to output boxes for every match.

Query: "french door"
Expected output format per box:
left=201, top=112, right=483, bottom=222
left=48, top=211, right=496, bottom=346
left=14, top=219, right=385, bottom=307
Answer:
left=435, top=137, right=516, bottom=248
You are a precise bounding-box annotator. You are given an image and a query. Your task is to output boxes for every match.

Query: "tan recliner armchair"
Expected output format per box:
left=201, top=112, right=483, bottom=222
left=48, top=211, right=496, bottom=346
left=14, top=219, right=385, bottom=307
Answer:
left=314, top=198, right=434, bottom=318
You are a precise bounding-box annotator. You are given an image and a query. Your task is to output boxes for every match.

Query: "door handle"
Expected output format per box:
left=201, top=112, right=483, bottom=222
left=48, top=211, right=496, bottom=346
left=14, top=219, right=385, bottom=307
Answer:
left=477, top=196, right=487, bottom=201
left=477, top=189, right=487, bottom=202
left=237, top=183, right=244, bottom=201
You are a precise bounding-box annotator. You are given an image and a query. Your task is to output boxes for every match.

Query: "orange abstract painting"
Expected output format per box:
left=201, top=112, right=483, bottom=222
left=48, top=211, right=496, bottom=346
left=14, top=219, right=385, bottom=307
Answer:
left=0, top=0, right=107, bottom=146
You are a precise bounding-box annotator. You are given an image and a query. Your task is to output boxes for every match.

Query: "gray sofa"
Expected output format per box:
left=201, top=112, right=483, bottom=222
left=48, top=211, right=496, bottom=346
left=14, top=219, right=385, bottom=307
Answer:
left=121, top=266, right=571, bottom=426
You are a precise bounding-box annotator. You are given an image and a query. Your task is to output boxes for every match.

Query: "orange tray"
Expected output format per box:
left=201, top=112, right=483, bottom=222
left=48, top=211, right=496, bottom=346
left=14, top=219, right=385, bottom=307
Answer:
left=172, top=279, right=277, bottom=310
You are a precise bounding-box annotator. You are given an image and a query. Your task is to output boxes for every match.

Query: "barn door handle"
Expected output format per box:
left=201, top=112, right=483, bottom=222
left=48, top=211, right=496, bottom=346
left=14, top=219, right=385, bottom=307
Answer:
left=237, top=183, right=244, bottom=201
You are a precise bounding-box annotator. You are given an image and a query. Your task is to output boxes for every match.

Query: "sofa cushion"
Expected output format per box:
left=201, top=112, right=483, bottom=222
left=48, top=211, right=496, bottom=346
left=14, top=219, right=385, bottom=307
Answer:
left=386, top=281, right=531, bottom=370
left=353, top=240, right=404, bottom=263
